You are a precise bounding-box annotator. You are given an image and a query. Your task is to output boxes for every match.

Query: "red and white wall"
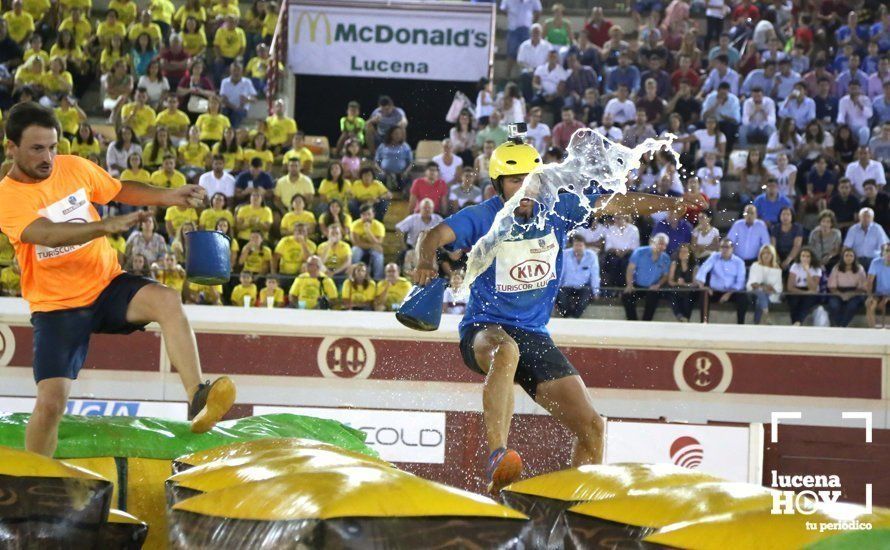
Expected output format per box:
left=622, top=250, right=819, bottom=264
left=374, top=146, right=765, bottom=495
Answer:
left=0, top=298, right=887, bottom=503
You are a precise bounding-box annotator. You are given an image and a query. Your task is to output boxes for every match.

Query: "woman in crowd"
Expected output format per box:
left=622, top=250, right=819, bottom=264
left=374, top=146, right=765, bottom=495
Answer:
left=125, top=216, right=168, bottom=266
left=442, top=270, right=467, bottom=315
left=738, top=148, right=769, bottom=204
left=341, top=262, right=377, bottom=311
left=212, top=126, right=244, bottom=172
left=340, top=138, right=362, bottom=181
left=785, top=247, right=823, bottom=326
left=200, top=193, right=236, bottom=231
left=131, top=32, right=158, bottom=78
left=691, top=211, right=720, bottom=261
left=143, top=125, right=177, bottom=171
left=496, top=82, right=526, bottom=124
left=831, top=125, right=858, bottom=167
left=449, top=109, right=477, bottom=167
left=138, top=59, right=170, bottom=109
left=826, top=247, right=868, bottom=327
left=107, top=126, right=142, bottom=178
left=771, top=207, right=805, bottom=271
left=317, top=161, right=352, bottom=218
left=765, top=117, right=802, bottom=167
left=70, top=122, right=102, bottom=159
left=374, top=126, right=413, bottom=193
left=808, top=210, right=842, bottom=271
left=747, top=244, right=784, bottom=325
left=215, top=218, right=240, bottom=268
left=103, top=58, right=135, bottom=117
left=318, top=199, right=353, bottom=240
left=668, top=243, right=698, bottom=322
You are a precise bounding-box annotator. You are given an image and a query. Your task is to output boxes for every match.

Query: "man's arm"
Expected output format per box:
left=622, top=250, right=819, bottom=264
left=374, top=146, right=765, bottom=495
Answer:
left=20, top=210, right=150, bottom=248
left=414, top=223, right=457, bottom=285
left=624, top=261, right=636, bottom=292
left=116, top=180, right=205, bottom=208
left=595, top=192, right=695, bottom=217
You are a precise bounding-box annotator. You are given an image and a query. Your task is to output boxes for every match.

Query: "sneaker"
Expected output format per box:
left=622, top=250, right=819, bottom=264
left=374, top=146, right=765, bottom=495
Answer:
left=486, top=447, right=523, bottom=495
left=188, top=377, right=236, bottom=434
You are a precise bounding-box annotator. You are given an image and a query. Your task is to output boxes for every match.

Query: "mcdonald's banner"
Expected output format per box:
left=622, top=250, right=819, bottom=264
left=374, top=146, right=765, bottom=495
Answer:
left=287, top=1, right=494, bottom=82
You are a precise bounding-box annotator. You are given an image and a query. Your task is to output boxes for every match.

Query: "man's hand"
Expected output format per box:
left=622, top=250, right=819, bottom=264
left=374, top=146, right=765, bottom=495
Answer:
left=413, top=261, right=438, bottom=286
left=719, top=292, right=732, bottom=303
left=623, top=285, right=633, bottom=294
left=101, top=210, right=152, bottom=235
left=168, top=184, right=205, bottom=208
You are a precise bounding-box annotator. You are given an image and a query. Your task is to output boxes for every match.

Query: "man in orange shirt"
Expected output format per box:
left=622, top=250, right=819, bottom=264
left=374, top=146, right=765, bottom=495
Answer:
left=0, top=102, right=236, bottom=457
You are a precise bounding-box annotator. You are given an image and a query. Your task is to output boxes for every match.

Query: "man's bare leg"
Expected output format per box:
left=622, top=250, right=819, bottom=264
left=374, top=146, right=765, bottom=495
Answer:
left=536, top=375, right=605, bottom=466
left=25, top=377, right=72, bottom=457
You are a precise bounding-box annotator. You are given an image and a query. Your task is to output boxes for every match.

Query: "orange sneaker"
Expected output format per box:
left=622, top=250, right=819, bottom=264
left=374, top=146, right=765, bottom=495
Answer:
left=486, top=447, right=523, bottom=495
left=188, top=377, right=236, bottom=433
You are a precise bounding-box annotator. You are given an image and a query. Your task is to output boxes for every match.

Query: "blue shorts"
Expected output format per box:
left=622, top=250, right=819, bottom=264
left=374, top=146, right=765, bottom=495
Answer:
left=30, top=273, right=156, bottom=383
left=506, top=26, right=530, bottom=59
left=459, top=322, right=579, bottom=399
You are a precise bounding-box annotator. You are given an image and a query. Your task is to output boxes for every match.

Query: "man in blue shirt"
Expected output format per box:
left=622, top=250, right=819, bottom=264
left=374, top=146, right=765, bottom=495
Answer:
left=652, top=210, right=692, bottom=255
left=866, top=243, right=890, bottom=327
left=413, top=138, right=697, bottom=492
left=605, top=52, right=641, bottom=97
left=234, top=158, right=275, bottom=204
left=741, top=60, right=778, bottom=98
left=556, top=234, right=600, bottom=318
left=844, top=207, right=890, bottom=268
left=696, top=238, right=749, bottom=324
left=727, top=204, right=772, bottom=263
left=622, top=233, right=670, bottom=321
left=753, top=178, right=793, bottom=226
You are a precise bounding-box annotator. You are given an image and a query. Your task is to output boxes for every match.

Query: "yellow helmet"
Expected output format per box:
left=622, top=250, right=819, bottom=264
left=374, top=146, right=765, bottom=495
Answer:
left=488, top=140, right=542, bottom=183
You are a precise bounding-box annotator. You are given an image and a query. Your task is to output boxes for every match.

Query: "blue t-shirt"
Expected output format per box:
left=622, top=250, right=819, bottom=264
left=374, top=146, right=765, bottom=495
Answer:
left=629, top=246, right=671, bottom=287
left=235, top=170, right=274, bottom=191
left=869, top=257, right=890, bottom=296
left=445, top=193, right=598, bottom=337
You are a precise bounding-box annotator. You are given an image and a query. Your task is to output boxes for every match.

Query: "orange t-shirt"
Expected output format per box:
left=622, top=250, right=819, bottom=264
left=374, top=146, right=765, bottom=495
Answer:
left=0, top=155, right=124, bottom=312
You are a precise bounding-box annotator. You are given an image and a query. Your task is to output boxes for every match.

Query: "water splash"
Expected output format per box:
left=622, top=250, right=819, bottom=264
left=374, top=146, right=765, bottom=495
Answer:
left=456, top=128, right=679, bottom=299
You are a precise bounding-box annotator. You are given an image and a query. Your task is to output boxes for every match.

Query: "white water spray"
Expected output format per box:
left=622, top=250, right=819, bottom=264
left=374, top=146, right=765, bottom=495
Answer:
left=456, top=128, right=679, bottom=299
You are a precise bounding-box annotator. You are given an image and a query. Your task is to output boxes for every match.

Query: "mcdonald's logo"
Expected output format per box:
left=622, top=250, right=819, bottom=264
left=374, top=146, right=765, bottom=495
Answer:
left=294, top=11, right=332, bottom=44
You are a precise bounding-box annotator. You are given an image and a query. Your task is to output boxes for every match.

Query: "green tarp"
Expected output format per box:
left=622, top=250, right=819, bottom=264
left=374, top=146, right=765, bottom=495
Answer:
left=0, top=413, right=376, bottom=460
left=805, top=529, right=890, bottom=549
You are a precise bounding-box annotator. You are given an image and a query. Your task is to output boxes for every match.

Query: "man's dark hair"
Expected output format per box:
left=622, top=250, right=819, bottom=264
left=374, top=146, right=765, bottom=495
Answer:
left=359, top=166, right=376, bottom=178
left=751, top=86, right=763, bottom=93
left=561, top=105, right=574, bottom=113
left=360, top=204, right=375, bottom=215
left=715, top=54, right=729, bottom=64
left=212, top=154, right=224, bottom=162
left=763, top=59, right=776, bottom=67
left=250, top=157, right=264, bottom=168
left=5, top=102, right=61, bottom=145
left=378, top=95, right=393, bottom=107
left=718, top=82, right=731, bottom=90
left=569, top=234, right=586, bottom=244
left=425, top=161, right=439, bottom=170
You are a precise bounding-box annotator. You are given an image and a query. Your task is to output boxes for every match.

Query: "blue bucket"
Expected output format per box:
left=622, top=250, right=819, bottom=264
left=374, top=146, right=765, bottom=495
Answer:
left=185, top=231, right=232, bottom=285
left=395, top=278, right=447, bottom=331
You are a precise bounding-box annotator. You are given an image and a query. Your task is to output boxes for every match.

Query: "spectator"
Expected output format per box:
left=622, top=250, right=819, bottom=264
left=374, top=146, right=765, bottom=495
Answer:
left=274, top=222, right=316, bottom=277
left=809, top=210, right=843, bottom=270
left=802, top=155, right=836, bottom=213
left=150, top=154, right=187, bottom=189
left=219, top=62, right=256, bottom=128
left=671, top=55, right=701, bottom=93
left=771, top=207, right=805, bottom=271
left=129, top=253, right=151, bottom=277
left=374, top=263, right=412, bottom=312
left=700, top=83, right=740, bottom=155
left=238, top=230, right=272, bottom=275
left=121, top=152, right=150, bottom=186
left=366, top=95, right=408, bottom=154
left=336, top=101, right=366, bottom=155
left=837, top=81, right=873, bottom=145
left=137, top=59, right=169, bottom=111
left=280, top=195, right=316, bottom=236
left=198, top=155, right=236, bottom=201
left=692, top=115, right=728, bottom=163
left=350, top=166, right=392, bottom=222
left=767, top=153, right=798, bottom=201
left=317, top=162, right=352, bottom=215
left=151, top=253, right=186, bottom=293
left=496, top=82, right=526, bottom=124
left=476, top=110, right=509, bottom=148
left=557, top=234, right=600, bottom=318
left=516, top=23, right=551, bottom=101
left=584, top=7, right=612, bottom=49
left=165, top=200, right=198, bottom=239
left=502, top=0, right=542, bottom=79
left=374, top=126, right=413, bottom=194
left=823, top=179, right=854, bottom=235
left=601, top=214, right=640, bottom=289
left=121, top=87, right=157, bottom=141
left=129, top=10, right=163, bottom=48
left=408, top=163, right=448, bottom=216
left=578, top=87, right=604, bottom=127
left=184, top=281, right=223, bottom=305
left=666, top=80, right=702, bottom=128
left=622, top=109, right=657, bottom=149
left=70, top=122, right=100, bottom=160
left=195, top=96, right=231, bottom=145
left=653, top=210, right=693, bottom=255
left=552, top=106, right=586, bottom=150
left=668, top=243, right=698, bottom=322
left=836, top=54, right=870, bottom=98
left=259, top=278, right=286, bottom=308
left=235, top=188, right=273, bottom=242
left=396, top=198, right=442, bottom=250
left=130, top=33, right=157, bottom=79
left=871, top=123, right=890, bottom=169
left=159, top=34, right=190, bottom=91
left=342, top=262, right=377, bottom=311
left=177, top=58, right=216, bottom=120
left=861, top=180, right=890, bottom=230
left=215, top=218, right=240, bottom=268
left=442, top=270, right=467, bottom=315
left=779, top=82, right=816, bottom=132
left=265, top=99, right=297, bottom=155
left=873, top=84, right=890, bottom=127
left=230, top=271, right=258, bottom=307
left=525, top=106, right=551, bottom=154
left=245, top=43, right=273, bottom=98
left=199, top=192, right=235, bottom=232
left=866, top=243, right=890, bottom=327
left=283, top=132, right=315, bottom=174
left=106, top=126, right=142, bottom=178
left=728, top=204, right=771, bottom=264
left=318, top=200, right=353, bottom=240
left=449, top=109, right=477, bottom=166
left=564, top=54, right=598, bottom=112
left=844, top=207, right=889, bottom=268
left=845, top=146, right=886, bottom=196
left=140, top=123, right=176, bottom=172
left=603, top=84, right=637, bottom=126
left=692, top=211, right=720, bottom=260
left=773, top=59, right=802, bottom=102
left=623, top=233, right=671, bottom=321
left=475, top=77, right=495, bottom=123
left=178, top=126, right=211, bottom=181
left=696, top=238, right=748, bottom=324
left=274, top=158, right=314, bottom=214
left=449, top=168, right=483, bottom=213
left=695, top=152, right=722, bottom=209
left=701, top=54, right=740, bottom=97
left=289, top=255, right=338, bottom=310
left=433, top=139, right=464, bottom=186
left=746, top=244, right=783, bottom=324
left=753, top=178, right=793, bottom=226
left=125, top=216, right=167, bottom=266
left=318, top=224, right=352, bottom=280
left=740, top=87, right=777, bottom=146
left=595, top=113, right=624, bottom=143
left=340, top=139, right=362, bottom=181
left=234, top=158, right=274, bottom=203
left=0, top=259, right=21, bottom=297
left=212, top=14, right=246, bottom=83
left=785, top=247, right=823, bottom=326
left=827, top=247, right=868, bottom=327
left=350, top=205, right=385, bottom=280
left=532, top=48, right=569, bottom=117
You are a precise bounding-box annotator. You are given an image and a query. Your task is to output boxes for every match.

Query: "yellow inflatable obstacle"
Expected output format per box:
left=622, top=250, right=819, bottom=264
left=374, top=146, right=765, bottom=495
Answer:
left=564, top=482, right=777, bottom=549
left=644, top=503, right=890, bottom=549
left=0, top=446, right=113, bottom=547
left=100, top=509, right=149, bottom=549
left=169, top=465, right=531, bottom=548
left=500, top=463, right=721, bottom=548
left=171, top=436, right=391, bottom=474
left=167, top=440, right=395, bottom=505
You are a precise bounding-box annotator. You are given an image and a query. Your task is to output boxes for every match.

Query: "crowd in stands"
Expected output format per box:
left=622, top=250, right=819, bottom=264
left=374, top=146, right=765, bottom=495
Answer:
left=0, top=0, right=889, bottom=326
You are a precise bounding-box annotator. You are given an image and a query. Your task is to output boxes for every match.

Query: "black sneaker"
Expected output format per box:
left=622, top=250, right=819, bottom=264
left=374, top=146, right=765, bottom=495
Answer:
left=188, top=377, right=236, bottom=433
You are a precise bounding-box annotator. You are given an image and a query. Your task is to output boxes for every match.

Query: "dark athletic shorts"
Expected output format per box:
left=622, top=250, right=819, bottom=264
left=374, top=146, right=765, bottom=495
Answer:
left=459, top=323, right=579, bottom=399
left=30, top=273, right=156, bottom=383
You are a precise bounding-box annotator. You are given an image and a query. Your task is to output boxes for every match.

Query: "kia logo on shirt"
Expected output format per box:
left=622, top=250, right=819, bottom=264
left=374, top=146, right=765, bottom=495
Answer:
left=510, top=259, right=551, bottom=283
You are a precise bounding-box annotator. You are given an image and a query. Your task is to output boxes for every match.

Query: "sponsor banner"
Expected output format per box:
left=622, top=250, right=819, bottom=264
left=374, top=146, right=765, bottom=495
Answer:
left=288, top=2, right=493, bottom=81
left=606, top=421, right=759, bottom=483
left=0, top=397, right=187, bottom=420
left=254, top=405, right=446, bottom=464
